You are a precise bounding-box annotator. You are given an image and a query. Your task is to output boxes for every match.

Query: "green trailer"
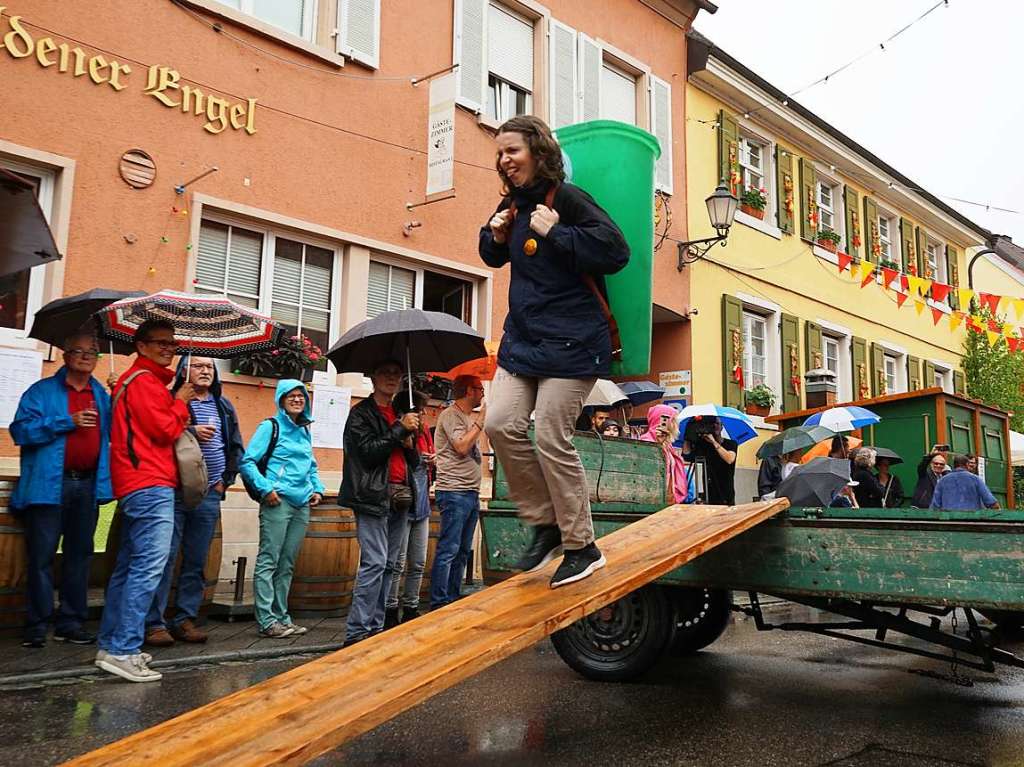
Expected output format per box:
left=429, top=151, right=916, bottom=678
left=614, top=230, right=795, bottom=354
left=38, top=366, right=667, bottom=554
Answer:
left=483, top=430, right=1024, bottom=682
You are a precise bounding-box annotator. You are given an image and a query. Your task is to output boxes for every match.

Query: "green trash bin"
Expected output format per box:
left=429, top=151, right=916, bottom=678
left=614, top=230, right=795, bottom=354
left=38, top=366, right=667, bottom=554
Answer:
left=555, top=120, right=660, bottom=377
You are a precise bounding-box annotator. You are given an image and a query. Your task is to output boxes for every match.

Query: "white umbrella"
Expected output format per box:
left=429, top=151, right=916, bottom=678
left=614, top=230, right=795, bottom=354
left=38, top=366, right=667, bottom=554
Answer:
left=584, top=379, right=628, bottom=409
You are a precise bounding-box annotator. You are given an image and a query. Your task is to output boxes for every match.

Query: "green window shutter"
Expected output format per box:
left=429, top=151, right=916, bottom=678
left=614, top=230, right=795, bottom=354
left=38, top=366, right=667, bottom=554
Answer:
left=863, top=196, right=880, bottom=264
left=851, top=336, right=867, bottom=400
left=798, top=157, right=817, bottom=242
left=722, top=295, right=744, bottom=409
left=869, top=342, right=886, bottom=398
left=717, top=110, right=739, bottom=194
left=946, top=244, right=961, bottom=309
left=781, top=313, right=801, bottom=412
left=915, top=226, right=928, bottom=282
left=900, top=218, right=916, bottom=276
left=776, top=145, right=795, bottom=234
left=923, top=360, right=936, bottom=389
left=805, top=320, right=823, bottom=370
left=953, top=370, right=967, bottom=396
left=844, top=185, right=861, bottom=260
left=907, top=355, right=922, bottom=392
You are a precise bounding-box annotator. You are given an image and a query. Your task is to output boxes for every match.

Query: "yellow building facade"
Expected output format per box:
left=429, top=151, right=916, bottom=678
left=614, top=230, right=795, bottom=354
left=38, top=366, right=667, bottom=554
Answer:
left=682, top=33, right=992, bottom=485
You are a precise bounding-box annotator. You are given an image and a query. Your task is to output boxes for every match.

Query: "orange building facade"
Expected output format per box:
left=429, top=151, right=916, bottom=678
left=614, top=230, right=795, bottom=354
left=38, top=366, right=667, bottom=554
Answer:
left=0, top=0, right=710, bottom=483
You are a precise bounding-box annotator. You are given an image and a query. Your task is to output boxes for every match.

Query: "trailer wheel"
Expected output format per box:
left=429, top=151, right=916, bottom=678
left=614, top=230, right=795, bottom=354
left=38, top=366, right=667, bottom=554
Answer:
left=551, top=585, right=673, bottom=682
left=667, top=587, right=733, bottom=656
left=981, top=609, right=1024, bottom=636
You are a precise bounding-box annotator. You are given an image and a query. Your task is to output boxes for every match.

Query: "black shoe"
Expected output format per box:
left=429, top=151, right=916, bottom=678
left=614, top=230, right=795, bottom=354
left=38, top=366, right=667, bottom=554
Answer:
left=550, top=543, right=606, bottom=588
left=342, top=635, right=367, bottom=648
left=21, top=636, right=45, bottom=649
left=54, top=628, right=96, bottom=645
left=400, top=606, right=420, bottom=623
left=512, top=524, right=562, bottom=572
left=383, top=607, right=401, bottom=630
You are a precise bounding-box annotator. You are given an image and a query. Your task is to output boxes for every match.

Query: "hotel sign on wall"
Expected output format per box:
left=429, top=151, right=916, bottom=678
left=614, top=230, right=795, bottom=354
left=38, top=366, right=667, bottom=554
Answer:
left=0, top=8, right=258, bottom=135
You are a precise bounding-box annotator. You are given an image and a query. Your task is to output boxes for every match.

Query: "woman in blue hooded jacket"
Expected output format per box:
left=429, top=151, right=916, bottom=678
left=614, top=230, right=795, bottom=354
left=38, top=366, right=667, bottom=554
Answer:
left=239, top=379, right=324, bottom=638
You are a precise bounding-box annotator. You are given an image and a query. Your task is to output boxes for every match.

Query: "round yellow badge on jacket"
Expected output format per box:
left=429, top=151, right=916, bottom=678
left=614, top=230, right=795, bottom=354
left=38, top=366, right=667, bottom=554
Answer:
left=524, top=238, right=538, bottom=256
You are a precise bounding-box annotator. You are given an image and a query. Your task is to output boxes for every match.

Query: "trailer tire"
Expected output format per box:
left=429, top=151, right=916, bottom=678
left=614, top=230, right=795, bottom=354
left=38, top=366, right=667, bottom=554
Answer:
left=667, top=587, right=733, bottom=656
left=551, top=584, right=673, bottom=682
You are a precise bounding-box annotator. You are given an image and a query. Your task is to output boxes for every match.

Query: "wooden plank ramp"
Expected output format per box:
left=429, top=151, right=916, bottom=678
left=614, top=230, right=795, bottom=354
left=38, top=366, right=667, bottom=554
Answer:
left=66, top=500, right=787, bottom=767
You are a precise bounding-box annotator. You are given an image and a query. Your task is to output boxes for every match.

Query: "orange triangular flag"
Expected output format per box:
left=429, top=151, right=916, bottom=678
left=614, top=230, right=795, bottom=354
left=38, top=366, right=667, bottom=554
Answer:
left=980, top=293, right=1001, bottom=314
left=881, top=267, right=898, bottom=288
left=957, top=288, right=975, bottom=308
left=837, top=252, right=854, bottom=273
left=1008, top=338, right=1021, bottom=353
left=987, top=330, right=1002, bottom=347
left=930, top=307, right=943, bottom=325
left=914, top=299, right=926, bottom=316
left=860, top=263, right=876, bottom=287
left=930, top=282, right=951, bottom=303
left=896, top=291, right=909, bottom=309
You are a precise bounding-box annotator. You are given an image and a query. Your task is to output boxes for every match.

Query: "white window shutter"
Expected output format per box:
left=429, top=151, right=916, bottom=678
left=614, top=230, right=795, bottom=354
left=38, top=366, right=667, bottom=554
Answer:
left=226, top=228, right=263, bottom=303
left=548, top=18, right=577, bottom=129
left=367, top=261, right=390, bottom=318
left=454, top=0, right=488, bottom=112
left=196, top=221, right=229, bottom=291
left=338, top=0, right=381, bottom=69
left=577, top=33, right=601, bottom=123
left=487, top=4, right=533, bottom=92
left=650, top=75, right=673, bottom=194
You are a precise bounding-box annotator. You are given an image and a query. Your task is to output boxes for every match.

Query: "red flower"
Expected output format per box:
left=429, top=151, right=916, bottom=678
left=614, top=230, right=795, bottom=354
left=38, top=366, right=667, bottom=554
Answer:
left=308, top=353, right=320, bottom=362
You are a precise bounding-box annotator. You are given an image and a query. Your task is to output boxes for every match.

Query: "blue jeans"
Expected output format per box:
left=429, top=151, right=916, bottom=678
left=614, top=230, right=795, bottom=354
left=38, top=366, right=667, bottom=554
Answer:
left=430, top=490, right=479, bottom=609
left=345, top=502, right=407, bottom=641
left=145, top=487, right=221, bottom=631
left=98, top=486, right=175, bottom=656
left=24, top=476, right=99, bottom=639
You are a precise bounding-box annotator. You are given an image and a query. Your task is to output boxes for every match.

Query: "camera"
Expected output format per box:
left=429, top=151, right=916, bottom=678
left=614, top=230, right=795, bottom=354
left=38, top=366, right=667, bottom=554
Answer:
left=684, top=415, right=718, bottom=444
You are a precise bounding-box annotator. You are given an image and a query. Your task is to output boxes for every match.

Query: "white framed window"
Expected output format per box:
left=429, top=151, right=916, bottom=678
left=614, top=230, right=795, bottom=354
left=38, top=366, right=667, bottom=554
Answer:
left=816, top=320, right=853, bottom=402
left=877, top=215, right=894, bottom=262
left=932, top=364, right=953, bottom=394
left=194, top=216, right=340, bottom=360
left=484, top=3, right=534, bottom=121
left=743, top=311, right=768, bottom=389
left=925, top=237, right=946, bottom=283
left=738, top=136, right=766, bottom=194
left=816, top=180, right=837, bottom=234
left=368, top=257, right=475, bottom=324
left=216, top=0, right=317, bottom=40
left=883, top=354, right=898, bottom=395
left=823, top=336, right=840, bottom=377
left=0, top=159, right=55, bottom=339
left=877, top=343, right=908, bottom=395
left=600, top=60, right=636, bottom=125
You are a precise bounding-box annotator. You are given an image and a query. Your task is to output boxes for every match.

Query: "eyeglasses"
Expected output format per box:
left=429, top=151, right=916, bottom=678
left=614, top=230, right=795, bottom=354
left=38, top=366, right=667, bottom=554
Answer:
left=66, top=349, right=99, bottom=359
left=142, top=338, right=178, bottom=350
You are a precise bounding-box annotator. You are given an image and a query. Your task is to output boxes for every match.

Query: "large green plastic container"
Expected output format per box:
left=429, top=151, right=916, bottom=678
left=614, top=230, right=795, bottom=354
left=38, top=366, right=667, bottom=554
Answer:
left=555, top=120, right=660, bottom=377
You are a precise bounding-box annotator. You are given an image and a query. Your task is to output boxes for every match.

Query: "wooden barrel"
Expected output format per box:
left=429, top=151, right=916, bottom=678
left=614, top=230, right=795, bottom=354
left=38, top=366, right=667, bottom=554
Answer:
left=103, top=510, right=223, bottom=616
left=0, top=479, right=27, bottom=635
left=288, top=506, right=359, bottom=618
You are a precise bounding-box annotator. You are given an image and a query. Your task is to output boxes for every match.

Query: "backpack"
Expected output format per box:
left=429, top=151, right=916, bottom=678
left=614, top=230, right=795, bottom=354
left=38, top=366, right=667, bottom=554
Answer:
left=113, top=371, right=209, bottom=510
left=241, top=418, right=280, bottom=502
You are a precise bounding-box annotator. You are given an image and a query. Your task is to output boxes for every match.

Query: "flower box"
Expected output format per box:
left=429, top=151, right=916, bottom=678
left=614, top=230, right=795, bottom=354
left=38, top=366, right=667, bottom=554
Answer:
left=739, top=203, right=765, bottom=220
left=744, top=403, right=770, bottom=417
left=816, top=237, right=838, bottom=253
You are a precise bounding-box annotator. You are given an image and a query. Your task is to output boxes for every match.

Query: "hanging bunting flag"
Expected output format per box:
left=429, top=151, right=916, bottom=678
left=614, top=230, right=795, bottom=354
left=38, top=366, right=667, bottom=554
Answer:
left=881, top=267, right=898, bottom=288
left=900, top=275, right=910, bottom=293
left=999, top=295, right=1012, bottom=313
left=930, top=282, right=951, bottom=303
left=914, top=299, right=926, bottom=316
left=980, top=293, right=1001, bottom=314
left=1013, top=298, right=1024, bottom=320
left=957, top=288, right=975, bottom=308
left=837, top=252, right=854, bottom=273
left=949, top=312, right=964, bottom=332
left=860, top=263, right=876, bottom=287
left=919, top=278, right=933, bottom=298
left=896, top=291, right=910, bottom=309
left=986, top=330, right=1002, bottom=347
left=930, top=306, right=943, bottom=325
left=967, top=315, right=984, bottom=332
left=1009, top=338, right=1022, bottom=353
left=1003, top=323, right=1016, bottom=338
left=907, top=275, right=924, bottom=297
left=988, top=319, right=1001, bottom=333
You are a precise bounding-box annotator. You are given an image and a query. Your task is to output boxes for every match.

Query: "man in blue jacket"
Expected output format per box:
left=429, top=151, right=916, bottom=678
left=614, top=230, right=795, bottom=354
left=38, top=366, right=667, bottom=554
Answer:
left=144, top=356, right=244, bottom=646
left=10, top=332, right=113, bottom=648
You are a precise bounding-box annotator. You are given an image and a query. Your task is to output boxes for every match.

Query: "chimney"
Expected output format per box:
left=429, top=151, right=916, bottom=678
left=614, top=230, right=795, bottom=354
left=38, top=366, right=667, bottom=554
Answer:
left=805, top=368, right=837, bottom=409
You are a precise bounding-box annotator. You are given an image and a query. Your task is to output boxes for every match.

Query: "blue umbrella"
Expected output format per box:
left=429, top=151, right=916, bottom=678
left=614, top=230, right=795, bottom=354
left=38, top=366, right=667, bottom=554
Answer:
left=619, top=380, right=665, bottom=406
left=676, top=403, right=757, bottom=445
left=803, top=405, right=880, bottom=432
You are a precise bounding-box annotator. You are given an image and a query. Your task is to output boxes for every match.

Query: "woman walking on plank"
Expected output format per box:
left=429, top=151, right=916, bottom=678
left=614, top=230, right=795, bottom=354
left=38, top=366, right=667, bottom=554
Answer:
left=479, top=115, right=630, bottom=588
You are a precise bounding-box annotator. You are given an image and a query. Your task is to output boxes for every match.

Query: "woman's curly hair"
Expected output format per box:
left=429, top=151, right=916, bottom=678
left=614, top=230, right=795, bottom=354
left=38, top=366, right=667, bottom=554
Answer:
left=495, top=115, right=566, bottom=195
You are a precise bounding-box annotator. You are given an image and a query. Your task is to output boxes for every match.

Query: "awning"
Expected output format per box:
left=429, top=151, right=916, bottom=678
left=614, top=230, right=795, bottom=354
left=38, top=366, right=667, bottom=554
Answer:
left=652, top=302, right=690, bottom=324
left=1011, top=430, right=1024, bottom=467
left=0, top=167, right=61, bottom=278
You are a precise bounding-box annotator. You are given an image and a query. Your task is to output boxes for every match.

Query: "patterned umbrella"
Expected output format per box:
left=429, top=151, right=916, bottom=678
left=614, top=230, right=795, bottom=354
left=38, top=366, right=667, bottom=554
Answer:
left=95, top=290, right=285, bottom=358
left=676, top=403, right=757, bottom=445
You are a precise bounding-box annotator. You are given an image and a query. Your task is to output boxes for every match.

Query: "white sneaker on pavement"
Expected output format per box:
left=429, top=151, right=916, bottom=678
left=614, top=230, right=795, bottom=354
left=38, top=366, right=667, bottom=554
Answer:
left=95, top=652, right=163, bottom=682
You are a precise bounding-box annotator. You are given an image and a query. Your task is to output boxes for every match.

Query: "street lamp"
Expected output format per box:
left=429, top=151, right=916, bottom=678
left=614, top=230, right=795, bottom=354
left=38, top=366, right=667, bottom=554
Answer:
left=677, top=182, right=738, bottom=270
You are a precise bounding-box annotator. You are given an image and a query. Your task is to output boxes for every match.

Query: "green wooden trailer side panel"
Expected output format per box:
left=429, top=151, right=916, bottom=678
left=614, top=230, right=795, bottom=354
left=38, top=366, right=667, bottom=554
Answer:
left=480, top=507, right=1024, bottom=611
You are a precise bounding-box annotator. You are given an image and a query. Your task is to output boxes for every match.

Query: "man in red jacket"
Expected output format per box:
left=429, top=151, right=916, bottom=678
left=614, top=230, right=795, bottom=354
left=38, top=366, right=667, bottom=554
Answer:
left=96, top=319, right=197, bottom=682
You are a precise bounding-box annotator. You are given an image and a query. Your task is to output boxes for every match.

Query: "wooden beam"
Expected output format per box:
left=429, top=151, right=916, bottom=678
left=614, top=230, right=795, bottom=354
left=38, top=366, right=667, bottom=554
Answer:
left=65, top=500, right=786, bottom=767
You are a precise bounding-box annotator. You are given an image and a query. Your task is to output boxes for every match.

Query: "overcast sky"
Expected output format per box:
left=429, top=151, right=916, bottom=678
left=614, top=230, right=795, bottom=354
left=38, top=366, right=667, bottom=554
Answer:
left=695, top=0, right=1024, bottom=245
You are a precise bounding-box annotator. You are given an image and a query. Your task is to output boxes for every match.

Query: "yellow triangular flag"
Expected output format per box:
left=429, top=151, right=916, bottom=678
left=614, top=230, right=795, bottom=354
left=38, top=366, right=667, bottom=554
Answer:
left=987, top=330, right=1001, bottom=347
left=914, top=299, right=926, bottom=316
left=907, top=275, right=923, bottom=296
left=1014, top=298, right=1024, bottom=320
left=999, top=295, right=1012, bottom=312
left=919, top=278, right=932, bottom=297
left=860, top=262, right=876, bottom=283
left=1003, top=324, right=1016, bottom=338
left=949, top=313, right=964, bottom=332
left=970, top=314, right=985, bottom=328
left=958, top=288, right=975, bottom=307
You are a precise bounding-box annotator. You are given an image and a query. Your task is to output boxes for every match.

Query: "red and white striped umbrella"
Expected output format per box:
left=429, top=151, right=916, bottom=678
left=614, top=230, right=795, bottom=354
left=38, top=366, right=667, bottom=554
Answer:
left=95, top=290, right=285, bottom=358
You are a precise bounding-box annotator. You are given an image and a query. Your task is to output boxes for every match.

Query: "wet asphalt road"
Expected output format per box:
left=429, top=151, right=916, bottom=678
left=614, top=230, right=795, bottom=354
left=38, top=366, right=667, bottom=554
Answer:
left=2, top=606, right=1023, bottom=767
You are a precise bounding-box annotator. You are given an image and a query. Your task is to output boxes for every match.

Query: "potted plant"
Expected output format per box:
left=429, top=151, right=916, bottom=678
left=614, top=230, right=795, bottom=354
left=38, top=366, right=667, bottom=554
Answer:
left=232, top=333, right=324, bottom=382
left=816, top=229, right=841, bottom=254
left=739, top=187, right=768, bottom=220
left=879, top=258, right=900, bottom=271
left=744, top=384, right=776, bottom=417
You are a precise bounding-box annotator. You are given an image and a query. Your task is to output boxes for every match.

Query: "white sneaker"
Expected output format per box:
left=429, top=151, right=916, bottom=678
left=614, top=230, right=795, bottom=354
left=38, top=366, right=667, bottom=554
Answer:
left=97, top=649, right=153, bottom=664
left=96, top=652, right=163, bottom=682
left=283, top=623, right=308, bottom=636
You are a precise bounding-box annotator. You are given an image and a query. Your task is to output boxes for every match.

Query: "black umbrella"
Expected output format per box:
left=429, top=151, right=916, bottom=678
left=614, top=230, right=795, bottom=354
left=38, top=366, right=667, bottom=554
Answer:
left=872, top=447, right=904, bottom=465
left=756, top=425, right=836, bottom=460
left=30, top=288, right=147, bottom=359
left=776, top=457, right=851, bottom=507
left=619, top=380, right=665, bottom=406
left=0, top=168, right=61, bottom=278
left=327, top=309, right=486, bottom=408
